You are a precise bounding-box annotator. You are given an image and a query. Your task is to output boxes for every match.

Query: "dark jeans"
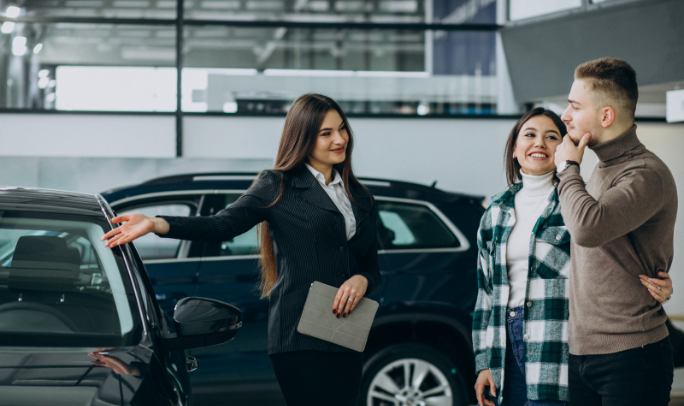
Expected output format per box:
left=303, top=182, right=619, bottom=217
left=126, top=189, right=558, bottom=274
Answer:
left=568, top=337, right=674, bottom=406
left=270, top=350, right=363, bottom=406
left=485, top=307, right=568, bottom=406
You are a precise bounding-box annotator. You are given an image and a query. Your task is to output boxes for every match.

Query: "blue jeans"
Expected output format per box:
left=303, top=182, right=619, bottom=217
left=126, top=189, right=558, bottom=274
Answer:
left=485, top=307, right=568, bottom=406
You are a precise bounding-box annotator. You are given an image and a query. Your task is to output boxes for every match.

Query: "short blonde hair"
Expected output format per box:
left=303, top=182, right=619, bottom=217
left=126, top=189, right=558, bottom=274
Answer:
left=575, top=57, right=638, bottom=120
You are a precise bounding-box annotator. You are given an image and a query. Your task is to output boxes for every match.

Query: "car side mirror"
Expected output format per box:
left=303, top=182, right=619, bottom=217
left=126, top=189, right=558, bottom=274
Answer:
left=163, top=297, right=242, bottom=352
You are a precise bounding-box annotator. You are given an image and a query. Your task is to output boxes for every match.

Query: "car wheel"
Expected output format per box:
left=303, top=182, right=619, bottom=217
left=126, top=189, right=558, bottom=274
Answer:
left=360, top=343, right=468, bottom=406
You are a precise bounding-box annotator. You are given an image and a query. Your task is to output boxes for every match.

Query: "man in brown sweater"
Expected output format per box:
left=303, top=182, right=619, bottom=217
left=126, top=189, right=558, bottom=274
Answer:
left=554, top=58, right=677, bottom=406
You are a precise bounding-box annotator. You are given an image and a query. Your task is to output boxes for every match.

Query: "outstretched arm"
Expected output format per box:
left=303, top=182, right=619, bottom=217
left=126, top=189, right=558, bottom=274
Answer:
left=102, top=171, right=278, bottom=246
left=102, top=213, right=169, bottom=247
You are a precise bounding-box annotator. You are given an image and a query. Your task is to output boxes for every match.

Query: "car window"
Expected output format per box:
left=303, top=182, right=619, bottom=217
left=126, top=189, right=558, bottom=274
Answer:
left=376, top=200, right=460, bottom=250
left=118, top=203, right=195, bottom=260
left=188, top=193, right=259, bottom=258
left=0, top=210, right=141, bottom=347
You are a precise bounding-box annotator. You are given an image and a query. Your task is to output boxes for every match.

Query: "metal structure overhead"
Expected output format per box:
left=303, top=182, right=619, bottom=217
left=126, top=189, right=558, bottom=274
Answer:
left=0, top=0, right=501, bottom=158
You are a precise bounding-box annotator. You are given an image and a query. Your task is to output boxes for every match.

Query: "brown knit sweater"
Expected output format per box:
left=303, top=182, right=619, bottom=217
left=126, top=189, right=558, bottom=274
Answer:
left=557, top=125, right=678, bottom=355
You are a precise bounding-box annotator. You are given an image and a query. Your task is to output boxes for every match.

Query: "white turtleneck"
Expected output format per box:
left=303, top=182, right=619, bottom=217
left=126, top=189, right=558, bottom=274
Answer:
left=506, top=171, right=555, bottom=308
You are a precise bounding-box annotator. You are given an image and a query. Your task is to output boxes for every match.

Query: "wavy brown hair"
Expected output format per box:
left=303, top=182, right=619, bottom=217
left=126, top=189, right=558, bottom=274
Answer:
left=504, top=107, right=567, bottom=186
left=257, top=93, right=371, bottom=298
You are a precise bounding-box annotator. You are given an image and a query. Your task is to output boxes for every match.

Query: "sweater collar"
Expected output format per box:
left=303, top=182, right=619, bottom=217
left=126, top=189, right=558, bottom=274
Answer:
left=520, top=171, right=555, bottom=197
left=491, top=176, right=558, bottom=207
left=591, top=124, right=641, bottom=162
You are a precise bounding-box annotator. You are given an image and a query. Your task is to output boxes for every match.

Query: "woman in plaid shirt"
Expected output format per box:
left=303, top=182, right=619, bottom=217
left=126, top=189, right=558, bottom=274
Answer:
left=472, top=108, right=672, bottom=406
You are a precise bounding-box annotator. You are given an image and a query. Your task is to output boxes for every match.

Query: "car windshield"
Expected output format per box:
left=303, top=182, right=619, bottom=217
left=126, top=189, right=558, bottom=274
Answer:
left=0, top=210, right=141, bottom=347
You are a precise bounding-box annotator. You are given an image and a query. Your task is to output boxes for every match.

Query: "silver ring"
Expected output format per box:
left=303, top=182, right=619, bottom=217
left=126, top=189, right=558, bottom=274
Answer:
left=657, top=286, right=661, bottom=290
left=347, top=298, right=354, bottom=302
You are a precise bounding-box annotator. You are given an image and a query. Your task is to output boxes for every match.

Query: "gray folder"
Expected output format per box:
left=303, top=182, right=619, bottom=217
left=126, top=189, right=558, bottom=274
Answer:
left=296, top=281, right=379, bottom=352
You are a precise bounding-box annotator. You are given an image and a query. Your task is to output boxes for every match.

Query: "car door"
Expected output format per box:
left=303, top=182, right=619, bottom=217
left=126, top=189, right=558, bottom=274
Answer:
left=374, top=197, right=473, bottom=306
left=113, top=194, right=203, bottom=316
left=187, top=191, right=272, bottom=384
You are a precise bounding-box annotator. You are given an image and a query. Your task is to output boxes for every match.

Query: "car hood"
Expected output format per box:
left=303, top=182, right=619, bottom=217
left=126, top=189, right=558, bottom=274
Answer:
left=0, top=345, right=179, bottom=406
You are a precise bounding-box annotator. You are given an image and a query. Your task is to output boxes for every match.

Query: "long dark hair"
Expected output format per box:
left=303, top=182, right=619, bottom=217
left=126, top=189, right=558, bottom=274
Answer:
left=504, top=107, right=568, bottom=186
left=257, top=93, right=370, bottom=298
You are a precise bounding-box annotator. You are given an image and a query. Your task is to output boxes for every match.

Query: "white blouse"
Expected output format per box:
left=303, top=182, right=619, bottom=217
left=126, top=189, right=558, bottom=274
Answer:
left=305, top=163, right=357, bottom=240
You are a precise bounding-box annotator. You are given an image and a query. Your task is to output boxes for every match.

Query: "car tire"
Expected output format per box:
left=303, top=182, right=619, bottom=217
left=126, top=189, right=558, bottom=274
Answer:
left=359, top=343, right=468, bottom=406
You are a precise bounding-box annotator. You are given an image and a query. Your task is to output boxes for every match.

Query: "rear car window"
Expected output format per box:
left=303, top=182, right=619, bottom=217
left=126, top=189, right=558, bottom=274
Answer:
left=189, top=193, right=259, bottom=258
left=376, top=200, right=460, bottom=250
left=119, top=203, right=195, bottom=260
left=0, top=210, right=141, bottom=347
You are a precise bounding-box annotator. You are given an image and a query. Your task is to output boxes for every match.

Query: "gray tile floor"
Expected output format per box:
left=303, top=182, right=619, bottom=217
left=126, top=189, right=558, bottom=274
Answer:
left=193, top=392, right=684, bottom=406
left=191, top=382, right=684, bottom=406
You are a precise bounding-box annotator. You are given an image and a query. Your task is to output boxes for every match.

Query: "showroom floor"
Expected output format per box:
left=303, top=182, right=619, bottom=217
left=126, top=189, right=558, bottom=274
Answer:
left=192, top=391, right=684, bottom=406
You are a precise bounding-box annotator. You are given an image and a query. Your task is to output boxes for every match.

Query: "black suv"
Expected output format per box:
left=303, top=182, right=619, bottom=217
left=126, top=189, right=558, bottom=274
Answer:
left=102, top=172, right=485, bottom=406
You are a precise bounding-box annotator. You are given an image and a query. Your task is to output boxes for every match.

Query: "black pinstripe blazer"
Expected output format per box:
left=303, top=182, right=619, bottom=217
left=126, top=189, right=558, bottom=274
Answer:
left=159, top=166, right=381, bottom=354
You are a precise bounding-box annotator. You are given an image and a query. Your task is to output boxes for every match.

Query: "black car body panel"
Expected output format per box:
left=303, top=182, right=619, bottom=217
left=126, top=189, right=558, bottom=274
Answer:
left=0, top=345, right=183, bottom=406
left=0, top=187, right=241, bottom=405
left=102, top=172, right=485, bottom=402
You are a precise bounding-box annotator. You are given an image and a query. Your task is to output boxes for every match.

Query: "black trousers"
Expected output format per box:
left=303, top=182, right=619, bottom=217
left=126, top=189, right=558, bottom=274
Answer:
left=568, top=337, right=674, bottom=406
left=270, top=350, right=363, bottom=406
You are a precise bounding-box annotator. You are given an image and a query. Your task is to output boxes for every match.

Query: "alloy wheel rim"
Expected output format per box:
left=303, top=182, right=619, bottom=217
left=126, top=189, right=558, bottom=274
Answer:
left=366, top=358, right=453, bottom=406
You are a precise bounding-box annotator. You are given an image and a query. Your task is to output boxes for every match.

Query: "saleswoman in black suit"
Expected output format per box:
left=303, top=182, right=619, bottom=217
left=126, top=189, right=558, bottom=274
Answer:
left=102, top=93, right=381, bottom=406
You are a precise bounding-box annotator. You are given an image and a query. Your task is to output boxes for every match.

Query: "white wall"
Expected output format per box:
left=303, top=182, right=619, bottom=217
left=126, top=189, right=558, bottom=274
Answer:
left=0, top=114, right=176, bottom=158
left=184, top=116, right=520, bottom=198
left=184, top=116, right=684, bottom=320
left=2, top=114, right=684, bottom=321
left=0, top=156, right=272, bottom=195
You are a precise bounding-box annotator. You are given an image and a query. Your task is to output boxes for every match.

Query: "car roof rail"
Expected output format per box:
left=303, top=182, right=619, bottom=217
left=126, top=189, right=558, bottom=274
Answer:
left=140, top=172, right=261, bottom=186
left=120, top=172, right=483, bottom=202
left=142, top=172, right=434, bottom=190
left=358, top=177, right=435, bottom=191
left=360, top=177, right=484, bottom=201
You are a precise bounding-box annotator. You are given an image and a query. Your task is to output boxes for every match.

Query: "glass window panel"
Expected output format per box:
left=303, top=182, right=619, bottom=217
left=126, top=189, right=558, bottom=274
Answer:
left=509, top=0, right=582, bottom=21
left=0, top=210, right=141, bottom=345
left=0, top=23, right=176, bottom=110
left=376, top=201, right=460, bottom=250
left=182, top=27, right=496, bottom=115
left=433, top=0, right=496, bottom=24
left=183, top=0, right=426, bottom=23
left=15, top=1, right=176, bottom=19
left=118, top=204, right=194, bottom=260
left=188, top=194, right=259, bottom=258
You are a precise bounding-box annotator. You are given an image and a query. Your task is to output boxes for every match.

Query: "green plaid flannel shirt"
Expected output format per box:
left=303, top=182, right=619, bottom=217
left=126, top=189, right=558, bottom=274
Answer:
left=472, top=183, right=570, bottom=403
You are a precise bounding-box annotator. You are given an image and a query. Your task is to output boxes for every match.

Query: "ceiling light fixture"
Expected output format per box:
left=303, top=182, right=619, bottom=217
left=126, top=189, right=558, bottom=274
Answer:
left=11, top=36, right=27, bottom=56
left=5, top=6, right=20, bottom=18
left=1, top=22, right=15, bottom=34
left=417, top=103, right=429, bottom=116
left=33, top=43, right=43, bottom=54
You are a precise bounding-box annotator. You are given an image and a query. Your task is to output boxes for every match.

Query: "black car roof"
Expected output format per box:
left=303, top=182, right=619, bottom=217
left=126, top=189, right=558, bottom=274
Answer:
left=102, top=172, right=484, bottom=206
left=0, top=187, right=104, bottom=215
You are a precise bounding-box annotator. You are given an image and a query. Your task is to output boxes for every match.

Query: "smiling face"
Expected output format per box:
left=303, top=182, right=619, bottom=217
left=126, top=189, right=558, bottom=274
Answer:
left=561, top=79, right=604, bottom=144
left=513, top=115, right=563, bottom=176
left=307, top=109, right=349, bottom=171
